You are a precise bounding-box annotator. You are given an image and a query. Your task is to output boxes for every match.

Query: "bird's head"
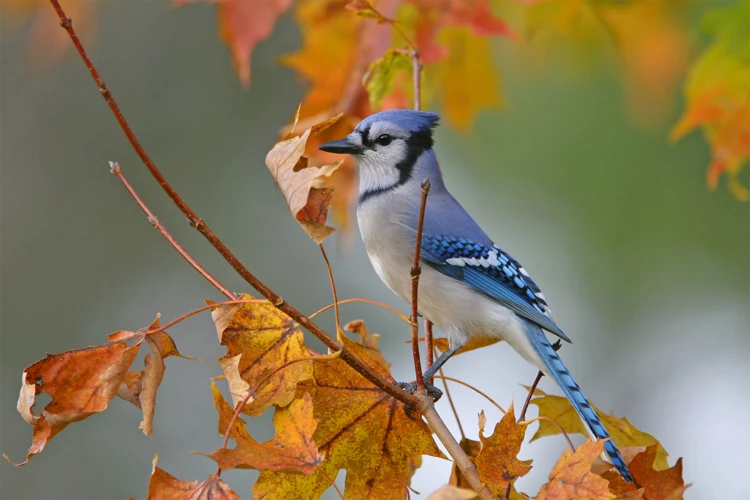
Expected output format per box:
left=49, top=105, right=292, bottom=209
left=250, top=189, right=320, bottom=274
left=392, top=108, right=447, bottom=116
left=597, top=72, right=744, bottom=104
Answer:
left=319, top=110, right=440, bottom=199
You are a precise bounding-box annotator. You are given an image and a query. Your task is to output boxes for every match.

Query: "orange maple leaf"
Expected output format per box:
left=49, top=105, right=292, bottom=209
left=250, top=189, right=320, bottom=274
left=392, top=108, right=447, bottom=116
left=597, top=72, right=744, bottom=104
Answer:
left=253, top=334, right=442, bottom=499
left=135, top=455, right=240, bottom=500
left=207, top=382, right=323, bottom=473
left=536, top=439, right=614, bottom=500
left=209, top=295, right=314, bottom=416
left=475, top=403, right=532, bottom=495
left=176, top=0, right=294, bottom=87
left=528, top=388, right=669, bottom=470
left=600, top=444, right=689, bottom=500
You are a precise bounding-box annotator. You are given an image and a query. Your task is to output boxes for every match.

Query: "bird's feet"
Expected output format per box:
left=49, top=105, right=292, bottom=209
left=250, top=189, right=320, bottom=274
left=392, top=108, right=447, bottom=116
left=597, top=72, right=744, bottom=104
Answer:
left=397, top=380, right=443, bottom=403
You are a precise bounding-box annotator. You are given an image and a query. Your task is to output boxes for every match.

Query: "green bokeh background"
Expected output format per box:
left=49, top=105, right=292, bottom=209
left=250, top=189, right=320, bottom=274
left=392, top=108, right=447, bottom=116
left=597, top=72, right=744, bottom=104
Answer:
left=1, top=2, right=748, bottom=499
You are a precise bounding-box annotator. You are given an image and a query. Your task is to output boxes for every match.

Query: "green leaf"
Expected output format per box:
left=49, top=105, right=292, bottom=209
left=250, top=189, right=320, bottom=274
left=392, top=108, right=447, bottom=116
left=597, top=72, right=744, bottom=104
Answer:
left=363, top=49, right=412, bottom=110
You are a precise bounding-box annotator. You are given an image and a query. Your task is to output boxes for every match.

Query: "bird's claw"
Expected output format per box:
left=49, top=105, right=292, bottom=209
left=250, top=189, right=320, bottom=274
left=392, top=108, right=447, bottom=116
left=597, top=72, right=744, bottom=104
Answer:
left=397, top=380, right=443, bottom=404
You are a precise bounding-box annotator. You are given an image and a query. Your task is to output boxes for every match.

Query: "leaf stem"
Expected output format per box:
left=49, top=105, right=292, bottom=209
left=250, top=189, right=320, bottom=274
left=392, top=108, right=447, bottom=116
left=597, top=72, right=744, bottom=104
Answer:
left=519, top=370, right=544, bottom=421
left=308, top=297, right=410, bottom=324
left=432, top=375, right=506, bottom=415
left=435, top=365, right=466, bottom=440
left=319, top=244, right=342, bottom=341
left=410, top=179, right=431, bottom=393
left=48, top=0, right=419, bottom=408
left=518, top=416, right=576, bottom=452
left=109, top=162, right=234, bottom=299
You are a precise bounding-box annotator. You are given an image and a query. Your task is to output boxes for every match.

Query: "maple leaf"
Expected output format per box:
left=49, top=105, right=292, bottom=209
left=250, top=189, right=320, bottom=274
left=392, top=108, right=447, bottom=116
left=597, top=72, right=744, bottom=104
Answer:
left=206, top=381, right=323, bottom=473
left=210, top=294, right=314, bottom=416
left=600, top=444, right=688, bottom=500
left=266, top=114, right=344, bottom=244
left=111, top=315, right=193, bottom=437
left=536, top=440, right=614, bottom=500
left=426, top=485, right=478, bottom=500
left=344, top=319, right=390, bottom=371
left=137, top=454, right=240, bottom=500
left=11, top=335, right=142, bottom=464
left=252, top=334, right=442, bottom=499
left=364, top=49, right=413, bottom=110
left=175, top=0, right=293, bottom=87
left=475, top=403, right=532, bottom=495
left=434, top=336, right=501, bottom=356
left=528, top=388, right=669, bottom=470
left=671, top=0, right=750, bottom=200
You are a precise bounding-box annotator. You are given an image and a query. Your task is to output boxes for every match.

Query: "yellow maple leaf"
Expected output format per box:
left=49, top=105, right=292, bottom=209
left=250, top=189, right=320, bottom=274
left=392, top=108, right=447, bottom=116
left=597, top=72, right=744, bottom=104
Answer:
left=252, top=334, right=442, bottom=499
left=528, top=388, right=669, bottom=470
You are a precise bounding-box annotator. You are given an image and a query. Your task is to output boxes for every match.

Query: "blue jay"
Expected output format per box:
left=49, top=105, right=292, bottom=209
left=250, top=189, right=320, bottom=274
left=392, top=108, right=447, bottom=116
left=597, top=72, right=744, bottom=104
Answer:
left=319, top=109, right=634, bottom=483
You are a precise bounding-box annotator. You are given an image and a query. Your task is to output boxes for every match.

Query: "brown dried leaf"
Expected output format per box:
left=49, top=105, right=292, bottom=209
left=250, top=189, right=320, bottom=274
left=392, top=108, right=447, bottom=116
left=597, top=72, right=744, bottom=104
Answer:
left=344, top=319, right=390, bottom=371
left=10, top=339, right=142, bottom=464
left=207, top=381, right=322, bottom=473
left=266, top=116, right=343, bottom=244
left=600, top=444, right=688, bottom=500
left=536, top=440, right=614, bottom=500
left=475, top=403, right=532, bottom=495
left=426, top=485, right=478, bottom=500
left=210, top=295, right=313, bottom=416
left=142, top=454, right=240, bottom=500
left=253, top=334, right=442, bottom=499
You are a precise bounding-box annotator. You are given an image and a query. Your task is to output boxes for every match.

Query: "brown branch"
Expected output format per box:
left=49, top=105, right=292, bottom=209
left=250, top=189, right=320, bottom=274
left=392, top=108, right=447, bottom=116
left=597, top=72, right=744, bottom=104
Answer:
left=422, top=405, right=495, bottom=500
left=110, top=162, right=234, bottom=299
left=519, top=370, right=544, bottom=421
left=424, top=319, right=434, bottom=374
left=410, top=179, right=431, bottom=393
left=48, top=0, right=417, bottom=408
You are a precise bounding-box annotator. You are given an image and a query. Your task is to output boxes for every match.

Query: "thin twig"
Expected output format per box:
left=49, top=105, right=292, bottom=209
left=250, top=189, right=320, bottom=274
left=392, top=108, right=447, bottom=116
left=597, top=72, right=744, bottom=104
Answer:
left=143, top=299, right=267, bottom=337
left=308, top=297, right=410, bottom=324
left=519, top=370, right=544, bottom=421
left=48, top=0, right=418, bottom=407
left=518, top=416, right=576, bottom=452
left=436, top=364, right=465, bottom=440
left=424, top=319, right=434, bottom=374
left=110, top=162, right=234, bottom=299
left=410, top=179, right=431, bottom=392
left=433, top=376, right=506, bottom=414
left=422, top=406, right=494, bottom=500
left=319, top=244, right=341, bottom=341
left=320, top=468, right=344, bottom=500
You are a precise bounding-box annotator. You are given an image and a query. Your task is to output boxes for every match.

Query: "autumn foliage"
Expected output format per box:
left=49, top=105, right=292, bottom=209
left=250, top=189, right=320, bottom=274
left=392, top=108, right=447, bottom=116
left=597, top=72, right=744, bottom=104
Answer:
left=7, top=0, right=745, bottom=498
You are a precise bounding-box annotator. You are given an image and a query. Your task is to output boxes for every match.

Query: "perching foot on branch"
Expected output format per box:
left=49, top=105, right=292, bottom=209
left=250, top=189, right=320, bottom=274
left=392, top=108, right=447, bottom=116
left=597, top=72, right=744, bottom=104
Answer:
left=397, top=380, right=443, bottom=404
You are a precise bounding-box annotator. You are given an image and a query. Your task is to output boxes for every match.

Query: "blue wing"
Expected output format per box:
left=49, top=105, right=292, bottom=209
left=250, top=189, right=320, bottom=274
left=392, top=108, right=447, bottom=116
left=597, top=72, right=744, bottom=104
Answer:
left=421, top=234, right=571, bottom=343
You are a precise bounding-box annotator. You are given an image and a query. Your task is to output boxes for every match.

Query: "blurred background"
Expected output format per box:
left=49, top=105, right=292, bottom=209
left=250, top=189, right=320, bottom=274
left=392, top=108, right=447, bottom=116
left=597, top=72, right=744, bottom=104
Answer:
left=1, top=1, right=748, bottom=499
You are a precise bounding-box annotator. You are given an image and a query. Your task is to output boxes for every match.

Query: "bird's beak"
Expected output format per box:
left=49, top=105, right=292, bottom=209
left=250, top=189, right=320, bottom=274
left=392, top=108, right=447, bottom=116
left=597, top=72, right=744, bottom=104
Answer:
left=318, top=138, right=364, bottom=155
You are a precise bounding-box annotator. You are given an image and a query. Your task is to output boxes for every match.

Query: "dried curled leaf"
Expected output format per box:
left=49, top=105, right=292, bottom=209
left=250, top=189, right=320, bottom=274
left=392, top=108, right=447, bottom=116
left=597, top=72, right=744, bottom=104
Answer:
left=11, top=338, right=141, bottom=465
left=266, top=114, right=344, bottom=243
left=139, top=454, right=240, bottom=500
left=253, top=334, right=442, bottom=499
left=536, top=440, right=614, bottom=500
left=207, top=381, right=323, bottom=473
left=475, top=403, right=532, bottom=495
left=210, top=295, right=313, bottom=416
left=528, top=388, right=669, bottom=470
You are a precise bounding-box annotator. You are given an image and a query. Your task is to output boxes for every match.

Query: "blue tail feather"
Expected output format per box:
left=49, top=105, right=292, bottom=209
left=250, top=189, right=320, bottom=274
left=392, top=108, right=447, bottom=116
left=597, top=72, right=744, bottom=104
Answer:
left=525, top=323, right=634, bottom=483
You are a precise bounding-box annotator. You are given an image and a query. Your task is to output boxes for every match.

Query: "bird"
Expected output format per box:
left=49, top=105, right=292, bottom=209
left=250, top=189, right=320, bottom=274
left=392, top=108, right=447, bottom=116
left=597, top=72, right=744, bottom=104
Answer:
left=318, top=109, right=634, bottom=483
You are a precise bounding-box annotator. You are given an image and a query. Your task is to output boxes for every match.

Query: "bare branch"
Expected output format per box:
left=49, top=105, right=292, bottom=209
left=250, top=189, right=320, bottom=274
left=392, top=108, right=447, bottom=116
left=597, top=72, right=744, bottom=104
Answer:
left=410, top=179, right=431, bottom=393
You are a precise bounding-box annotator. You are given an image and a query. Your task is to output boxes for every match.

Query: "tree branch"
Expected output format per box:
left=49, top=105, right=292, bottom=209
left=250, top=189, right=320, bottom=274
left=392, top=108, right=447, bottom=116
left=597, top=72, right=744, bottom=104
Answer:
left=48, top=0, right=418, bottom=407
left=410, top=179, right=431, bottom=392
left=110, top=162, right=234, bottom=299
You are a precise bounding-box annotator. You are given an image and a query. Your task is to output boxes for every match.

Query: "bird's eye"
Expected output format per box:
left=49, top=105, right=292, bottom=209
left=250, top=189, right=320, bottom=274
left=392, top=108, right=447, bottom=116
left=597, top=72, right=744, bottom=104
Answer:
left=376, top=134, right=393, bottom=146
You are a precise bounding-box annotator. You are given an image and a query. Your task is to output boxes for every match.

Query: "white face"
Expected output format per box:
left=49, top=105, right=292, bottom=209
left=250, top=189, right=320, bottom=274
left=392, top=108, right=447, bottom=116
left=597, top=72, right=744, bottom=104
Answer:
left=349, top=120, right=411, bottom=196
